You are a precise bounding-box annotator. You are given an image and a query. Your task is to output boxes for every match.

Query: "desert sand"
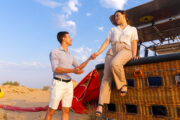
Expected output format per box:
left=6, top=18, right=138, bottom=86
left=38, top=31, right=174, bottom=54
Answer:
left=0, top=85, right=89, bottom=120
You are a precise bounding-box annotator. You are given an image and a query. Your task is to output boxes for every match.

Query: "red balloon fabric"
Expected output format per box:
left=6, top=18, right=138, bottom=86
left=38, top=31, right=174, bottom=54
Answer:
left=58, top=69, right=100, bottom=114
left=0, top=69, right=100, bottom=113
left=0, top=104, right=48, bottom=112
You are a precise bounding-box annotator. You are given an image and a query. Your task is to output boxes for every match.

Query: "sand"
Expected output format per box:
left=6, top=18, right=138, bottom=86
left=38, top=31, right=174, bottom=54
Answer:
left=0, top=85, right=89, bottom=120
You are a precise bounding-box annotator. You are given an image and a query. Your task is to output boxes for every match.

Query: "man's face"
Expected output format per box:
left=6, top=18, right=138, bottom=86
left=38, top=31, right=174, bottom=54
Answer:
left=63, top=34, right=72, bottom=46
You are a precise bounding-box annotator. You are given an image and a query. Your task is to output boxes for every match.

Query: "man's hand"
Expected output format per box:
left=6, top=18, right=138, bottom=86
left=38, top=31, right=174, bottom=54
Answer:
left=73, top=67, right=84, bottom=74
left=91, top=52, right=99, bottom=60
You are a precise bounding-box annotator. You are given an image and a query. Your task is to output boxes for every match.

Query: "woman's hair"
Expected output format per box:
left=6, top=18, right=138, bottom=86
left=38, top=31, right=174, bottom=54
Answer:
left=110, top=10, right=129, bottom=26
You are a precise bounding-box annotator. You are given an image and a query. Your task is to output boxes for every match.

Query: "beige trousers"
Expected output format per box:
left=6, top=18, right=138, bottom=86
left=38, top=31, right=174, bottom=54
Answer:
left=98, top=42, right=132, bottom=105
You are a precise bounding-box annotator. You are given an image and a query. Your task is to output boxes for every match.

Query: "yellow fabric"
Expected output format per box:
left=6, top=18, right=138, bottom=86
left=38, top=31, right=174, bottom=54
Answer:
left=0, top=88, right=4, bottom=98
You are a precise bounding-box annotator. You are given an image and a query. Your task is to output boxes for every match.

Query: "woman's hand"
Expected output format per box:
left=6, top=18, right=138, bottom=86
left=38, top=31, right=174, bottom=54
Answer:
left=132, top=55, right=139, bottom=60
left=91, top=52, right=99, bottom=60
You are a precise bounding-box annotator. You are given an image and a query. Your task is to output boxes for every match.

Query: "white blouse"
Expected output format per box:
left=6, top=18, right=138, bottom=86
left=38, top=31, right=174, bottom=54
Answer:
left=107, top=25, right=138, bottom=47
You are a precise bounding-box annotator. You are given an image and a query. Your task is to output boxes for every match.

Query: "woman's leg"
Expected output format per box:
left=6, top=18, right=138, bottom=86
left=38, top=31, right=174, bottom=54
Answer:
left=98, top=54, right=113, bottom=105
left=96, top=49, right=113, bottom=116
left=110, top=48, right=132, bottom=94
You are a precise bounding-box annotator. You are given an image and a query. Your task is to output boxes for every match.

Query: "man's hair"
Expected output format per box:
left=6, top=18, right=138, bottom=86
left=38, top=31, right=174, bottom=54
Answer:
left=57, top=31, right=69, bottom=44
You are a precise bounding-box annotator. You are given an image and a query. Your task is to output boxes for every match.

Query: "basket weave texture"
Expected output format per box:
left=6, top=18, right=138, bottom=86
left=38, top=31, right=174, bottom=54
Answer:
left=96, top=60, right=180, bottom=120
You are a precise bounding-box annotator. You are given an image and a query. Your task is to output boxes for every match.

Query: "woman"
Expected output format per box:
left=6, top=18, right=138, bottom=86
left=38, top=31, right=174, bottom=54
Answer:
left=92, top=10, right=139, bottom=116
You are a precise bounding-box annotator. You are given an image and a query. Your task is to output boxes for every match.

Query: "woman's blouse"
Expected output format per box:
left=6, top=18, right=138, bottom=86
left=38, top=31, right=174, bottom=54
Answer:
left=107, top=25, right=138, bottom=47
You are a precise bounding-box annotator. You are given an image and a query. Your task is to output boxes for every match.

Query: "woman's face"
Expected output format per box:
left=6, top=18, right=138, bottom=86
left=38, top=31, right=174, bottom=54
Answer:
left=115, top=12, right=126, bottom=25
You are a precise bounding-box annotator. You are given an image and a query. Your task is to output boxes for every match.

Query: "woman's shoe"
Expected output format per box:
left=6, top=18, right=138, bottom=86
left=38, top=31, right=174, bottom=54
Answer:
left=119, top=85, right=127, bottom=96
left=95, top=104, right=103, bottom=117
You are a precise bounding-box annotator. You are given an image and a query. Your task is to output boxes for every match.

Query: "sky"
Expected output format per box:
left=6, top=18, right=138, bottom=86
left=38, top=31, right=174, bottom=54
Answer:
left=0, top=0, right=152, bottom=88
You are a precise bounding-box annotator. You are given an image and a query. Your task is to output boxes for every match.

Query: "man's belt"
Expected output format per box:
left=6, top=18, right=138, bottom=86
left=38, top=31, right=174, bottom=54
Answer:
left=53, top=77, right=71, bottom=83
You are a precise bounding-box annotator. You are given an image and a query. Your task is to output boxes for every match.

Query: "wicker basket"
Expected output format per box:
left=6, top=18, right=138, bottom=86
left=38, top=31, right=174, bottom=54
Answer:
left=96, top=53, right=180, bottom=120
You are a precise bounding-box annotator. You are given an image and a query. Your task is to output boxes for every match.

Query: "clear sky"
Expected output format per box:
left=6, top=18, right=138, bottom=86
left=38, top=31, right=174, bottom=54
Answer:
left=0, top=0, right=152, bottom=88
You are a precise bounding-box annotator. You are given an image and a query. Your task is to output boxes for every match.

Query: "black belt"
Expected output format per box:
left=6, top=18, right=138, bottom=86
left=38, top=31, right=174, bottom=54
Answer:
left=53, top=77, right=71, bottom=83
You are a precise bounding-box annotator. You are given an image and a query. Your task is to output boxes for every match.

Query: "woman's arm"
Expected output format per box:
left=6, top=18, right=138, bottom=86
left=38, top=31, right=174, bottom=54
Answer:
left=131, top=40, right=138, bottom=60
left=92, top=38, right=110, bottom=59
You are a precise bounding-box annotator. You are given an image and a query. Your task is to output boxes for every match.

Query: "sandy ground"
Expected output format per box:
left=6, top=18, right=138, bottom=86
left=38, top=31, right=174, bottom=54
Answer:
left=0, top=85, right=89, bottom=120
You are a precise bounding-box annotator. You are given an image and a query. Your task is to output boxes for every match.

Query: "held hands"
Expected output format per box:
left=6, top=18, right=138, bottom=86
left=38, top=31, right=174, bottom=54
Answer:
left=91, top=52, right=99, bottom=60
left=72, top=53, right=99, bottom=74
left=73, top=67, right=84, bottom=74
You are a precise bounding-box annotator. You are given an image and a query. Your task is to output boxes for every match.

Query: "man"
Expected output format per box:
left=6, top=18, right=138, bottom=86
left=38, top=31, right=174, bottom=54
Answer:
left=45, top=31, right=92, bottom=120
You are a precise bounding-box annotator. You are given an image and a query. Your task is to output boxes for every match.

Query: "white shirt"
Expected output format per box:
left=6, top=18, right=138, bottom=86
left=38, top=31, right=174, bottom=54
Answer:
left=107, top=25, right=138, bottom=47
left=50, top=46, right=79, bottom=80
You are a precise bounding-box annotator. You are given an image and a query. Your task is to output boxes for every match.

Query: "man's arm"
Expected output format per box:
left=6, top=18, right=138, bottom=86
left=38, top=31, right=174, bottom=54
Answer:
left=50, top=52, right=83, bottom=74
left=77, top=56, right=92, bottom=70
left=54, top=67, right=84, bottom=74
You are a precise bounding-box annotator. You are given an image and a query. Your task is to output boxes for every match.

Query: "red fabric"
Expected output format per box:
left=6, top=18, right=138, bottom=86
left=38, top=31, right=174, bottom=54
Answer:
left=0, top=104, right=48, bottom=112
left=0, top=69, right=100, bottom=113
left=58, top=69, right=100, bottom=114
left=82, top=70, right=99, bottom=103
